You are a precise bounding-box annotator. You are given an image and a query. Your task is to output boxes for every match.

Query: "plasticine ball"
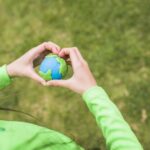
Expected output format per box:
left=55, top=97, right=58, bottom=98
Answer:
left=39, top=54, right=68, bottom=80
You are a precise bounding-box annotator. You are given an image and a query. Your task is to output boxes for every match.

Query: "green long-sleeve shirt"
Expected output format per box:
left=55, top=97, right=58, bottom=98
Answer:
left=0, top=64, right=143, bottom=150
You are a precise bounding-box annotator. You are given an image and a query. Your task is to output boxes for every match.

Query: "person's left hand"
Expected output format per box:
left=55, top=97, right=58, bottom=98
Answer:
left=7, top=42, right=60, bottom=85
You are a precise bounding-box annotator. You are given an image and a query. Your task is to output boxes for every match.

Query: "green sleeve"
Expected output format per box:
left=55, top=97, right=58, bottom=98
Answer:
left=0, top=65, right=12, bottom=89
left=82, top=86, right=143, bottom=150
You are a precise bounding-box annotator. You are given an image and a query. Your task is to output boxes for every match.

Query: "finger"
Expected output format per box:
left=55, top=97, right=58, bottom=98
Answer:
left=29, top=71, right=47, bottom=86
left=59, top=48, right=68, bottom=58
left=46, top=79, right=70, bottom=88
left=73, top=47, right=85, bottom=62
left=30, top=42, right=60, bottom=60
left=59, top=47, right=83, bottom=59
left=58, top=52, right=71, bottom=65
left=32, top=42, right=48, bottom=55
left=59, top=54, right=69, bottom=60
left=59, top=48, right=80, bottom=70
left=46, top=41, right=61, bottom=54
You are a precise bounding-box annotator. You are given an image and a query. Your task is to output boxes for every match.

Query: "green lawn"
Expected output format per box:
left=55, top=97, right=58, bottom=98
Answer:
left=0, top=0, right=150, bottom=149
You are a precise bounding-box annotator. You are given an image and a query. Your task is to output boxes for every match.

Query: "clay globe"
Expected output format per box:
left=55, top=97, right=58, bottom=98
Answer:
left=39, top=54, right=68, bottom=80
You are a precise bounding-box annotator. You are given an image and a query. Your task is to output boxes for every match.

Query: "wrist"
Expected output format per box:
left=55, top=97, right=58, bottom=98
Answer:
left=7, top=63, right=16, bottom=78
left=80, top=84, right=97, bottom=95
left=82, top=84, right=97, bottom=94
left=81, top=80, right=97, bottom=94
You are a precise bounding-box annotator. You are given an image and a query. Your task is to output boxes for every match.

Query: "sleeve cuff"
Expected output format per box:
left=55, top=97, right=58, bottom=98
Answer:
left=0, top=65, right=12, bottom=89
left=82, top=86, right=109, bottom=102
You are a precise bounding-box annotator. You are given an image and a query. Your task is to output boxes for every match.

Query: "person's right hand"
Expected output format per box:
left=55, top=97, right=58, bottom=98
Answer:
left=46, top=47, right=97, bottom=94
left=7, top=42, right=60, bottom=86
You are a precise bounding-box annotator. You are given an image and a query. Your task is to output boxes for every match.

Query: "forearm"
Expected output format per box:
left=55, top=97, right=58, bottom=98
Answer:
left=0, top=65, right=12, bottom=89
left=82, top=86, right=143, bottom=150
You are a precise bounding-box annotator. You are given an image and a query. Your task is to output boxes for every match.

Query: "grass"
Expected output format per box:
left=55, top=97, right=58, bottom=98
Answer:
left=0, top=0, right=150, bottom=149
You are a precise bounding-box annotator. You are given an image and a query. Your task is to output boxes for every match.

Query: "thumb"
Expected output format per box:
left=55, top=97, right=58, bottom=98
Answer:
left=29, top=71, right=47, bottom=86
left=46, top=80, right=70, bottom=88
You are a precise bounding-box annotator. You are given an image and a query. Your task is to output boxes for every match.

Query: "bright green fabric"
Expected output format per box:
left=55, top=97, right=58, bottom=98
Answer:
left=0, top=65, right=12, bottom=89
left=0, top=66, right=83, bottom=150
left=0, top=65, right=143, bottom=149
left=0, top=120, right=83, bottom=150
left=82, top=86, right=143, bottom=150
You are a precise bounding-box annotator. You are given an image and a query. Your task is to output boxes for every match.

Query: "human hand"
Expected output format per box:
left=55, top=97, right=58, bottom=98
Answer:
left=7, top=42, right=60, bottom=85
left=46, top=47, right=97, bottom=94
